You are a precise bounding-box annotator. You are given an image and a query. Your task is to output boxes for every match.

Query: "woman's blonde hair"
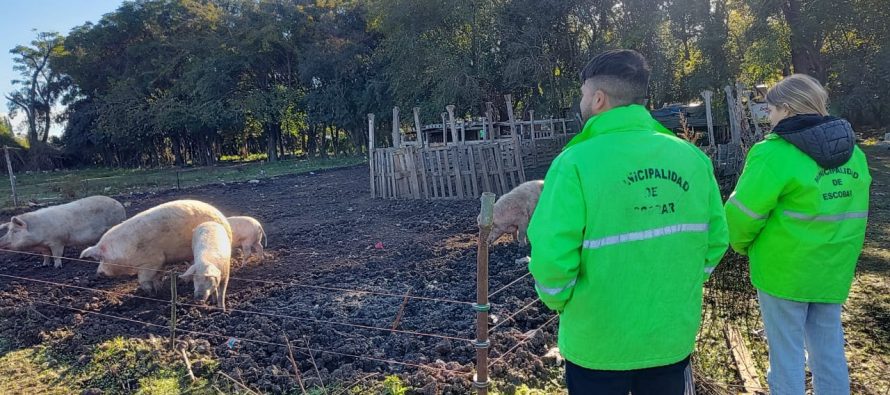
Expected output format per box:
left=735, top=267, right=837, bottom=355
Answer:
left=765, top=74, right=829, bottom=116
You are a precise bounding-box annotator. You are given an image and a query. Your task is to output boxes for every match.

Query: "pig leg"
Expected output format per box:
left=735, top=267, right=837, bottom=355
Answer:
left=151, top=272, right=164, bottom=295
left=137, top=262, right=165, bottom=296
left=517, top=219, right=529, bottom=246
left=36, top=246, right=52, bottom=267
left=48, top=243, right=64, bottom=269
left=218, top=274, right=229, bottom=312
left=252, top=241, right=264, bottom=258
left=137, top=270, right=156, bottom=294
left=487, top=225, right=503, bottom=245
left=242, top=243, right=253, bottom=257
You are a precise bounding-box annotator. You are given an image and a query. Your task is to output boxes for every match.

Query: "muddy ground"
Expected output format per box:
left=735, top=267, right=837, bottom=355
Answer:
left=0, top=146, right=887, bottom=394
left=0, top=164, right=552, bottom=394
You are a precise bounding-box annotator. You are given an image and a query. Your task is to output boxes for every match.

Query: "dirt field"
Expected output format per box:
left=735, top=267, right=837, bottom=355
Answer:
left=0, top=164, right=552, bottom=394
left=0, top=146, right=886, bottom=394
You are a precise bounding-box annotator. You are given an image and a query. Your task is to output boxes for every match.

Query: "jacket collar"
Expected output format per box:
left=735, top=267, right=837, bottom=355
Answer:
left=564, top=105, right=673, bottom=150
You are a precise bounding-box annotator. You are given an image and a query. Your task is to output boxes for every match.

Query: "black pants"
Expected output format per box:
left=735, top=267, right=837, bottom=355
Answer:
left=565, top=355, right=694, bottom=395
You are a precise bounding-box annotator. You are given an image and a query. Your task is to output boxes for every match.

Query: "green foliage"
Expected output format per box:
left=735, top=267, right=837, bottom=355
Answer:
left=0, top=336, right=220, bottom=395
left=381, top=375, right=408, bottom=395
left=5, top=0, right=886, bottom=170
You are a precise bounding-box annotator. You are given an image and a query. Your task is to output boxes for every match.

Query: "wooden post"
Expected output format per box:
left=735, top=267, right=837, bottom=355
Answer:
left=485, top=102, right=495, bottom=141
left=368, top=114, right=376, bottom=198
left=169, top=271, right=178, bottom=350
left=724, top=85, right=741, bottom=145
left=440, top=112, right=448, bottom=146
left=474, top=192, right=495, bottom=395
left=446, top=105, right=459, bottom=145
left=4, top=146, right=17, bottom=207
left=701, top=90, right=716, bottom=150
left=504, top=94, right=526, bottom=183
left=392, top=106, right=401, bottom=148
left=176, top=171, right=181, bottom=190
left=528, top=110, right=538, bottom=167
left=413, top=107, right=424, bottom=148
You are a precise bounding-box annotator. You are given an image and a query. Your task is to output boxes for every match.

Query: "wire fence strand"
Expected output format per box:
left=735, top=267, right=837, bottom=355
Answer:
left=0, top=271, right=472, bottom=343
left=489, top=314, right=559, bottom=367
left=0, top=247, right=173, bottom=274
left=33, top=300, right=471, bottom=376
left=489, top=298, right=540, bottom=333
left=225, top=276, right=474, bottom=306
left=0, top=247, right=472, bottom=305
left=489, top=272, right=532, bottom=299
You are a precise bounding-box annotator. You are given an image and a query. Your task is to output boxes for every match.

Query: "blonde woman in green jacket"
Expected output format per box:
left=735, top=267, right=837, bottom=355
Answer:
left=725, top=74, right=871, bottom=395
left=528, top=49, right=728, bottom=395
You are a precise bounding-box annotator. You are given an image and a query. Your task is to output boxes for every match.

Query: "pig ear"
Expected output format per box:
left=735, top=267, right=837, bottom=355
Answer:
left=80, top=246, right=101, bottom=260
left=179, top=265, right=197, bottom=281
left=205, top=264, right=221, bottom=279
left=11, top=217, right=26, bottom=229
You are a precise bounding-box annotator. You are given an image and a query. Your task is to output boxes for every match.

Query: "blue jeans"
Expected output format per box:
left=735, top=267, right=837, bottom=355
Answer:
left=757, top=290, right=850, bottom=395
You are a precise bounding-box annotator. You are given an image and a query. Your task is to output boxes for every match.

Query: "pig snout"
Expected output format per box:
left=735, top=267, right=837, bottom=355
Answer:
left=95, top=265, right=112, bottom=278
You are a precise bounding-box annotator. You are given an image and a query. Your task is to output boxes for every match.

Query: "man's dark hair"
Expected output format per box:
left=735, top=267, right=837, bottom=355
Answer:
left=580, top=49, right=650, bottom=106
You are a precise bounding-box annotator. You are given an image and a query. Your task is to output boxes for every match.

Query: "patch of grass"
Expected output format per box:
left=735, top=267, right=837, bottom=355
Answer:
left=0, top=335, right=229, bottom=395
left=0, top=155, right=366, bottom=208
left=381, top=375, right=408, bottom=395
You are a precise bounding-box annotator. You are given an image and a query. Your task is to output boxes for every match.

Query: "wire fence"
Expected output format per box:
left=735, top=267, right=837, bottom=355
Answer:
left=3, top=236, right=875, bottom=394
left=0, top=243, right=762, bottom=394
left=0, top=246, right=536, bottom=392
left=0, top=156, right=366, bottom=209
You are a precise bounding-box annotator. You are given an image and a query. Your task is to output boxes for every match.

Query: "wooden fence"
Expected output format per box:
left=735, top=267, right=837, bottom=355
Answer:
left=369, top=95, right=580, bottom=200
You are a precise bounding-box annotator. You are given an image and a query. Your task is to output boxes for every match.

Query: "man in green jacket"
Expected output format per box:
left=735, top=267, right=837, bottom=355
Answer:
left=527, top=49, right=729, bottom=394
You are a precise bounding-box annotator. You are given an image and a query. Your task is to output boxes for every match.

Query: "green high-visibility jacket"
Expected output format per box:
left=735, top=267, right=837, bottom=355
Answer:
left=528, top=104, right=729, bottom=371
left=725, top=133, right=871, bottom=303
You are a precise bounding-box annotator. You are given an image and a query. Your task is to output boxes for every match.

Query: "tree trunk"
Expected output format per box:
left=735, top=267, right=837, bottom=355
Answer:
left=42, top=116, right=50, bottom=143
left=782, top=0, right=826, bottom=82
left=172, top=136, right=184, bottom=167
left=266, top=123, right=279, bottom=162
left=307, top=125, right=317, bottom=157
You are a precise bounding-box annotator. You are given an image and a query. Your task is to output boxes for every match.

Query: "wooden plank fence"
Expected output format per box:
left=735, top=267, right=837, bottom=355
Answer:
left=369, top=94, right=580, bottom=200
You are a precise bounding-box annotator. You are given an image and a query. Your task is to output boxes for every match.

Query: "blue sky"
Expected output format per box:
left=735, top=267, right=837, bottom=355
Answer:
left=0, top=0, right=123, bottom=135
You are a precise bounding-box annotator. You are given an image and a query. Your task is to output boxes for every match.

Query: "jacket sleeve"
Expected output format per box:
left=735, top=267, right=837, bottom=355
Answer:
left=527, top=156, right=587, bottom=312
left=724, top=145, right=785, bottom=255
left=704, top=160, right=729, bottom=282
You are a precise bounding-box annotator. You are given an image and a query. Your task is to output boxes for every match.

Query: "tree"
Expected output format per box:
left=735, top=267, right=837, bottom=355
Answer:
left=6, top=31, right=68, bottom=146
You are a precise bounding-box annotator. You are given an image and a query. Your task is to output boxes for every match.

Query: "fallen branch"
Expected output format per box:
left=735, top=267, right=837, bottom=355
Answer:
left=391, top=288, right=412, bottom=330
left=178, top=348, right=196, bottom=382
left=723, top=324, right=762, bottom=394
left=217, top=371, right=261, bottom=395
left=304, top=336, right=328, bottom=395
left=284, top=334, right=307, bottom=394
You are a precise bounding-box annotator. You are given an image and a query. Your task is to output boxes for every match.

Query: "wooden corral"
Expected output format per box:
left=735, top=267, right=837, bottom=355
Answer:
left=369, top=94, right=580, bottom=199
left=369, top=85, right=763, bottom=200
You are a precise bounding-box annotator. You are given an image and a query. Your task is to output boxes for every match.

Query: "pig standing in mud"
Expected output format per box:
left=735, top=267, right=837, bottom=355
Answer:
left=479, top=180, right=544, bottom=246
left=80, top=200, right=231, bottom=294
left=181, top=222, right=232, bottom=311
left=227, top=216, right=267, bottom=260
left=0, top=196, right=126, bottom=268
